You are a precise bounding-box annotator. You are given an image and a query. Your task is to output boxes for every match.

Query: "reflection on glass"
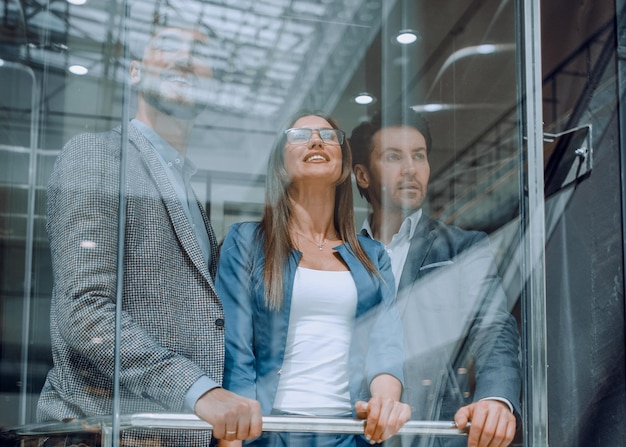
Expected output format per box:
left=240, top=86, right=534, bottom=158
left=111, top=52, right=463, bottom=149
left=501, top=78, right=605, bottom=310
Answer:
left=34, top=7, right=255, bottom=447
left=10, top=0, right=624, bottom=445
left=351, top=108, right=521, bottom=447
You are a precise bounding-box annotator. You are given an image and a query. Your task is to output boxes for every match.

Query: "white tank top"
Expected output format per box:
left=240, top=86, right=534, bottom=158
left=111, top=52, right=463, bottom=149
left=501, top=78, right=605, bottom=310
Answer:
left=272, top=267, right=357, bottom=416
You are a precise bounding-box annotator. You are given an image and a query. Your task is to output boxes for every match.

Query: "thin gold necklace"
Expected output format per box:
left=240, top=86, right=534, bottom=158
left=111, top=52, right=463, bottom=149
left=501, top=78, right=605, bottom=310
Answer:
left=293, top=230, right=335, bottom=251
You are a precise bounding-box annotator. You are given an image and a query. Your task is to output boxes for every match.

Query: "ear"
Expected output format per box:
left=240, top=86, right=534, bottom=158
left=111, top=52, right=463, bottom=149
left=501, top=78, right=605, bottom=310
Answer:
left=353, top=164, right=370, bottom=190
left=129, top=60, right=142, bottom=86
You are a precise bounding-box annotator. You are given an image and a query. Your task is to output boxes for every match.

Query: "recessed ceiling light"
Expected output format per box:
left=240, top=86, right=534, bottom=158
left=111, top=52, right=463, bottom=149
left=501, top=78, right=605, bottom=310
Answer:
left=67, top=0, right=87, bottom=5
left=69, top=64, right=88, bottom=75
left=353, top=92, right=376, bottom=105
left=395, top=29, right=420, bottom=45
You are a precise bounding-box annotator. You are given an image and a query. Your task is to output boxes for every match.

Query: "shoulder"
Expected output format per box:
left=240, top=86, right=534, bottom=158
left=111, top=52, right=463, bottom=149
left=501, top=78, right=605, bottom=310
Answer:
left=58, top=128, right=122, bottom=161
left=221, top=221, right=263, bottom=250
left=64, top=128, right=117, bottom=147
left=356, top=233, right=386, bottom=255
left=424, top=216, right=488, bottom=249
left=225, top=221, right=261, bottom=239
left=51, top=130, right=124, bottom=186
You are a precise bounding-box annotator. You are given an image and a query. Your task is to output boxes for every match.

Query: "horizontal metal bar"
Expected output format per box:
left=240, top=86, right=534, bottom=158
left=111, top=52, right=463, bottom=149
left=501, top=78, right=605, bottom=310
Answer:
left=11, top=414, right=467, bottom=437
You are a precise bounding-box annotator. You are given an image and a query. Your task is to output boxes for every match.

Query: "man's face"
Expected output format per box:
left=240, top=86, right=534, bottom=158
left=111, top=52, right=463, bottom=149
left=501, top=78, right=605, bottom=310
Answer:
left=134, top=27, right=214, bottom=119
left=356, top=125, right=430, bottom=214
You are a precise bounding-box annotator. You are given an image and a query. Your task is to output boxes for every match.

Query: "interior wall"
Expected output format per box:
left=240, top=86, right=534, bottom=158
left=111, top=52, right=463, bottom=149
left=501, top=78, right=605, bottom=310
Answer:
left=543, top=1, right=626, bottom=445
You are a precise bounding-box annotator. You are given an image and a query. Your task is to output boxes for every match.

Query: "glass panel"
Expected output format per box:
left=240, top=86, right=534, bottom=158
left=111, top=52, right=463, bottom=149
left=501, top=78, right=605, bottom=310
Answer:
left=0, top=0, right=529, bottom=445
left=369, top=2, right=527, bottom=446
left=2, top=0, right=621, bottom=446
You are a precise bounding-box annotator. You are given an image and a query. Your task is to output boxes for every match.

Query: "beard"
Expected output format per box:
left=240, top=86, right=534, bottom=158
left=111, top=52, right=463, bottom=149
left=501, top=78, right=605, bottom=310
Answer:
left=138, top=73, right=209, bottom=120
left=379, top=184, right=427, bottom=215
left=141, top=87, right=207, bottom=120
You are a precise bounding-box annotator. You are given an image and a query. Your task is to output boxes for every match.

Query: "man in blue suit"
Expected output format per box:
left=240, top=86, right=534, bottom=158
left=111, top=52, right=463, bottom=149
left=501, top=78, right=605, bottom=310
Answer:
left=350, top=110, right=521, bottom=447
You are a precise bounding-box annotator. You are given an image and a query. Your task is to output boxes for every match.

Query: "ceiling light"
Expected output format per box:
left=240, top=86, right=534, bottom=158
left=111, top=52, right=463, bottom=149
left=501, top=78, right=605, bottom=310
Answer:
left=0, top=59, right=4, bottom=67
left=411, top=103, right=452, bottom=113
left=423, top=103, right=444, bottom=112
left=411, top=103, right=504, bottom=113
left=476, top=44, right=497, bottom=54
left=395, top=30, right=420, bottom=45
left=353, top=92, right=376, bottom=105
left=68, top=64, right=88, bottom=75
left=67, top=0, right=87, bottom=5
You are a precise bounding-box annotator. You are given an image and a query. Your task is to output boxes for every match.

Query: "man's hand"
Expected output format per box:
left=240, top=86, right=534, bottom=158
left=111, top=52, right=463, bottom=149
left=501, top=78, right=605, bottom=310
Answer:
left=194, top=387, right=262, bottom=441
left=454, top=400, right=516, bottom=447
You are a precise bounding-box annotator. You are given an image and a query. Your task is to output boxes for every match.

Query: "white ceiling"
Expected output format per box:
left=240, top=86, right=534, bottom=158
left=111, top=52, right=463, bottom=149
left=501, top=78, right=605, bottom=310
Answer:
left=0, top=0, right=539, bottom=233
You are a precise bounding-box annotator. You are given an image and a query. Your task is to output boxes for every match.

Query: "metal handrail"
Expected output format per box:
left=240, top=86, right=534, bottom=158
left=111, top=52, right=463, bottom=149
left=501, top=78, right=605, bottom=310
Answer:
left=11, top=413, right=468, bottom=437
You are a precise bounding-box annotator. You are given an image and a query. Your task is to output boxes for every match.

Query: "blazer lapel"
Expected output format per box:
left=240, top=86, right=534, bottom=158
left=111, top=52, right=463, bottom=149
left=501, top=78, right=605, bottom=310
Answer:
left=125, top=124, right=216, bottom=288
left=195, top=191, right=219, bottom=281
left=397, top=216, right=437, bottom=294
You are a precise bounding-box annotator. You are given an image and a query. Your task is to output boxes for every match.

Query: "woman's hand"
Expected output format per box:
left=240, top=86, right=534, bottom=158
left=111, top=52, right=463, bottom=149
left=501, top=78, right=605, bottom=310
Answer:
left=355, top=374, right=411, bottom=444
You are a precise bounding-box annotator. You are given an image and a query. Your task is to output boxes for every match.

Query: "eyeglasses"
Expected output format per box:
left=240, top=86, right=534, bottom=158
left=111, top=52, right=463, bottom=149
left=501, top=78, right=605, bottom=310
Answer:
left=284, top=128, right=345, bottom=145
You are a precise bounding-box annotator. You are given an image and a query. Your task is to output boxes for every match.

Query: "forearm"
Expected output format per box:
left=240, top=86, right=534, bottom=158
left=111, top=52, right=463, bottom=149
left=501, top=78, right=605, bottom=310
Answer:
left=369, top=373, right=402, bottom=400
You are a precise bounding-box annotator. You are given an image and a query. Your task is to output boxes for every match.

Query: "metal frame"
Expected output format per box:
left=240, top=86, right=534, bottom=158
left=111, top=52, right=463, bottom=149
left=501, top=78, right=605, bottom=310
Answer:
left=520, top=0, right=549, bottom=446
left=10, top=413, right=468, bottom=445
left=0, top=60, right=42, bottom=426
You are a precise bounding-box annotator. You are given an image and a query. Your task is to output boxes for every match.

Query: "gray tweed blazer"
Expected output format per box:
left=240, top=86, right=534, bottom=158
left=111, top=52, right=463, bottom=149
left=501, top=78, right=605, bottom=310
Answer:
left=37, top=122, right=223, bottom=446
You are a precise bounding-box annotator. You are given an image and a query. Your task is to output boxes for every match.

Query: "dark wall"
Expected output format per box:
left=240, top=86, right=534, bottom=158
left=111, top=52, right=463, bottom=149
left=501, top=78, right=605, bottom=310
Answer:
left=543, top=3, right=626, bottom=442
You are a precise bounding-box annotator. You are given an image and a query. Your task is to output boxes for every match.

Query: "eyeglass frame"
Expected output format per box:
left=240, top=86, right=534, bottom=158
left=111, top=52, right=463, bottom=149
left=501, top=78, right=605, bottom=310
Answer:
left=284, top=127, right=346, bottom=145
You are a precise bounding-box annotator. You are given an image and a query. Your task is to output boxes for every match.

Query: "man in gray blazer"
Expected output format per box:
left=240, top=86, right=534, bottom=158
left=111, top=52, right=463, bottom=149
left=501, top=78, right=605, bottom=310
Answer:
left=37, top=13, right=261, bottom=447
left=350, top=110, right=521, bottom=447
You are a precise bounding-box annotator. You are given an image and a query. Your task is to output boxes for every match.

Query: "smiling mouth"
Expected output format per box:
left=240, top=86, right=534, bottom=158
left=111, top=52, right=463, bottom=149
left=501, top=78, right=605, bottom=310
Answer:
left=162, top=72, right=197, bottom=87
left=305, top=154, right=328, bottom=162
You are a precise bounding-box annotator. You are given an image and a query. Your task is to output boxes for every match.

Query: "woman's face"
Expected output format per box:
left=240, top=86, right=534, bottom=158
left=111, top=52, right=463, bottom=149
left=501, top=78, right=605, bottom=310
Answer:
left=283, top=115, right=344, bottom=187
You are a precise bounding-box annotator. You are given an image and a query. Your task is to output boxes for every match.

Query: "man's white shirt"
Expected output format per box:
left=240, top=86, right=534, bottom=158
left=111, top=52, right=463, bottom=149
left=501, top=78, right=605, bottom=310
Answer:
left=360, top=209, right=422, bottom=290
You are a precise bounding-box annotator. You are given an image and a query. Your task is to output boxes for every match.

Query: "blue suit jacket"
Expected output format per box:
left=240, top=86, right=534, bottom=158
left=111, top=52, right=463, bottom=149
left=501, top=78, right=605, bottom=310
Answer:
left=217, top=222, right=405, bottom=417
left=394, top=216, right=521, bottom=446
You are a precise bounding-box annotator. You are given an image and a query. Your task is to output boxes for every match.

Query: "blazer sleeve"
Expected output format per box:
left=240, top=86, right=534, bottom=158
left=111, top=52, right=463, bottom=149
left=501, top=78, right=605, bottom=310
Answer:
left=462, top=232, right=521, bottom=416
left=365, top=242, right=405, bottom=388
left=47, top=132, right=208, bottom=411
left=216, top=223, right=259, bottom=401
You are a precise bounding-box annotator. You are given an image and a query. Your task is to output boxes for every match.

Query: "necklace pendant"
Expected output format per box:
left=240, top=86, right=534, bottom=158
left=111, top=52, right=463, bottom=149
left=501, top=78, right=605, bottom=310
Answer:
left=318, top=244, right=323, bottom=250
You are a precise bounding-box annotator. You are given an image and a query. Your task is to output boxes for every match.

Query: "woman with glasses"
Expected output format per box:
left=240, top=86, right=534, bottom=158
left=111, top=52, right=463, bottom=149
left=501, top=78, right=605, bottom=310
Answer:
left=216, top=112, right=410, bottom=447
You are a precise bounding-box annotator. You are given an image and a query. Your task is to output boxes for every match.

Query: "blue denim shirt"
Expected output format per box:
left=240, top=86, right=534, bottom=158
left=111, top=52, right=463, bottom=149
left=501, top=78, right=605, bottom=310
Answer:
left=216, top=222, right=405, bottom=416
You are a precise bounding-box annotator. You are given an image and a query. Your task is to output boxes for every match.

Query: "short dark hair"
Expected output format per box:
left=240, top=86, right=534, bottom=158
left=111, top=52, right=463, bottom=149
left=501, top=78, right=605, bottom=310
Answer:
left=350, top=108, right=432, bottom=168
left=350, top=108, right=432, bottom=200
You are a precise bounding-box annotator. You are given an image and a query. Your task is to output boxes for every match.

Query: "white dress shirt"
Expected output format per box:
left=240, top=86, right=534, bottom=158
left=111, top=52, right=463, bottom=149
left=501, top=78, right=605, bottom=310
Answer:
left=360, top=209, right=422, bottom=290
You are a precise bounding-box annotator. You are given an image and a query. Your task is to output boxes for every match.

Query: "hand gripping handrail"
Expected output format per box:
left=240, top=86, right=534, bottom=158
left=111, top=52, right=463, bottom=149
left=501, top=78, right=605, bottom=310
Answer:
left=10, top=413, right=468, bottom=439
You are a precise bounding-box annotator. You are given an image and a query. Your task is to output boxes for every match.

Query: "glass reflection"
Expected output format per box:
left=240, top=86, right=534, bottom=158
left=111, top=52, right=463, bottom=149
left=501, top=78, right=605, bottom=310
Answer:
left=0, top=0, right=538, bottom=446
left=351, top=109, right=521, bottom=447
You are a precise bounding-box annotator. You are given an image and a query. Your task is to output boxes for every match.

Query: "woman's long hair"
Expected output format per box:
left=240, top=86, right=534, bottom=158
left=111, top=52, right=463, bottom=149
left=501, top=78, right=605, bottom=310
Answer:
left=259, top=111, right=379, bottom=310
